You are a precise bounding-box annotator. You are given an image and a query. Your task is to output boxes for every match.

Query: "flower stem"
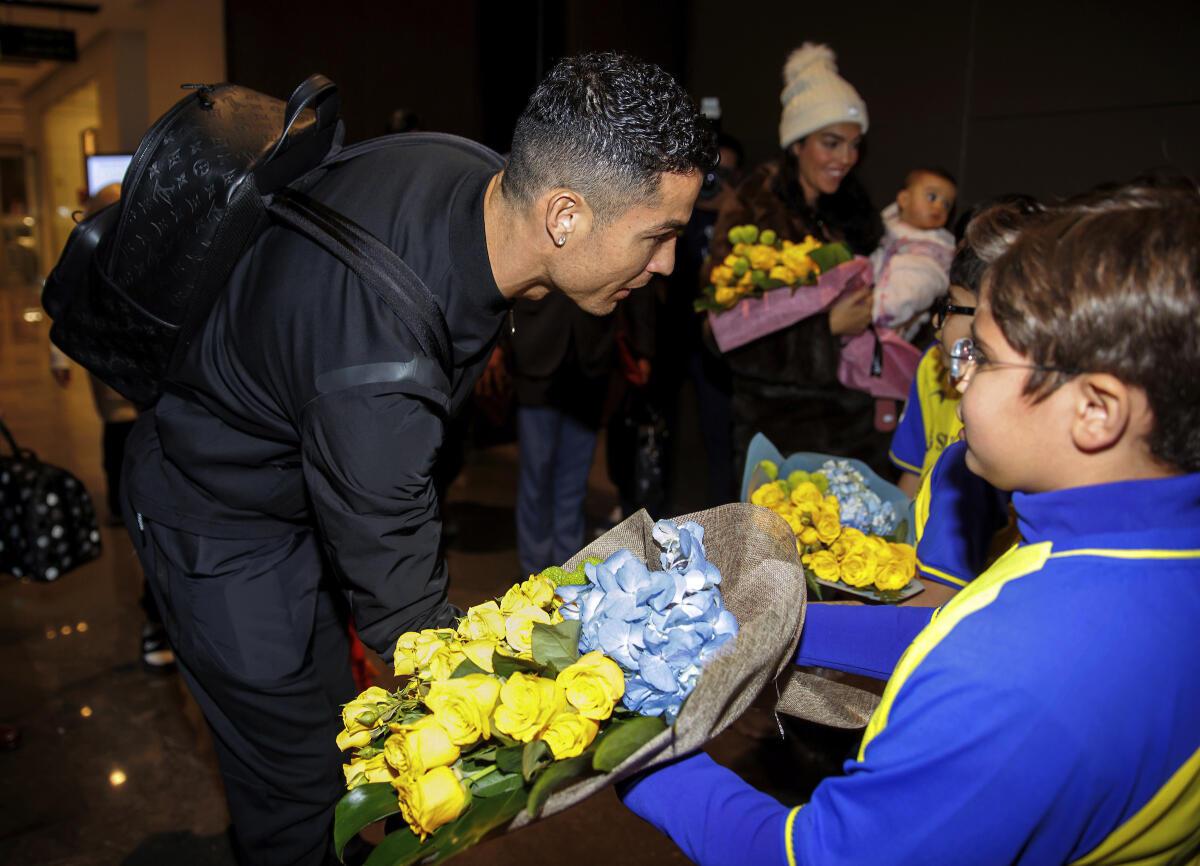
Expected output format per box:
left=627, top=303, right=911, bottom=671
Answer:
left=464, top=764, right=498, bottom=784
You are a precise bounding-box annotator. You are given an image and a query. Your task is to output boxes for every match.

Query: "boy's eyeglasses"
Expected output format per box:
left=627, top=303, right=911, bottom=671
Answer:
left=949, top=337, right=1079, bottom=380
left=931, top=295, right=976, bottom=329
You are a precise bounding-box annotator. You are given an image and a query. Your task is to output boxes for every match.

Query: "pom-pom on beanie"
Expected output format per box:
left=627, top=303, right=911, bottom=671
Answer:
left=779, top=43, right=868, bottom=148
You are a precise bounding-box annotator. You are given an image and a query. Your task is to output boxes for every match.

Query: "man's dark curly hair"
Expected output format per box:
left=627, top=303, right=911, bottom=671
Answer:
left=502, top=52, right=718, bottom=223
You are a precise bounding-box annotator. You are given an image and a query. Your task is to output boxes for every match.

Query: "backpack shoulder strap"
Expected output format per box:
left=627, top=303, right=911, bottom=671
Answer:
left=267, top=188, right=453, bottom=388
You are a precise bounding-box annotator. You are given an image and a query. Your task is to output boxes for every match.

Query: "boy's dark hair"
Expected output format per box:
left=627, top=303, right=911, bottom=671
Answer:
left=903, top=166, right=957, bottom=190
left=502, top=52, right=717, bottom=224
left=986, top=179, right=1200, bottom=472
left=949, top=194, right=1044, bottom=292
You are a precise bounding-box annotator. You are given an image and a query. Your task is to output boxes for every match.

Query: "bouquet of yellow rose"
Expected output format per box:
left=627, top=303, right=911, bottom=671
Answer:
left=333, top=518, right=741, bottom=865
left=750, top=471, right=917, bottom=598
left=695, top=224, right=853, bottom=313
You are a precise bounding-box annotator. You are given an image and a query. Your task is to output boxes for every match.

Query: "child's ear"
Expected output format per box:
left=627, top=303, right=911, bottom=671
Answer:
left=1070, top=373, right=1132, bottom=454
left=897, top=188, right=911, bottom=215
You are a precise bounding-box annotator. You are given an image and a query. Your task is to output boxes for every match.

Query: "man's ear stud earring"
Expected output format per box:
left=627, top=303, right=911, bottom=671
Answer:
left=557, top=235, right=566, bottom=246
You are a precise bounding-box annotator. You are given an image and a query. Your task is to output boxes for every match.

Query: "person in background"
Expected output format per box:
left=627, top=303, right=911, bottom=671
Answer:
left=710, top=43, right=886, bottom=476
left=651, top=132, right=743, bottom=509
left=621, top=179, right=1200, bottom=866
left=508, top=288, right=653, bottom=577
left=890, top=195, right=1042, bottom=497
left=869, top=168, right=956, bottom=338
left=50, top=182, right=174, bottom=674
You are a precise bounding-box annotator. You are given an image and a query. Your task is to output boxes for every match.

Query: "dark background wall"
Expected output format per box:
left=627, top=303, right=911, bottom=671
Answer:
left=226, top=0, right=1200, bottom=208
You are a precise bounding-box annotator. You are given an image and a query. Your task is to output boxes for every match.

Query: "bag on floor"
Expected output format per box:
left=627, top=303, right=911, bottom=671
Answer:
left=0, top=418, right=101, bottom=581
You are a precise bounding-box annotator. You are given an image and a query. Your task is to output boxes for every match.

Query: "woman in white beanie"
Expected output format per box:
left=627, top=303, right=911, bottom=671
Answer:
left=709, top=43, right=887, bottom=474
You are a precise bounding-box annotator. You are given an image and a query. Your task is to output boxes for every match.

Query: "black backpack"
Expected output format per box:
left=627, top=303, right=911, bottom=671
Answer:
left=42, top=75, right=452, bottom=407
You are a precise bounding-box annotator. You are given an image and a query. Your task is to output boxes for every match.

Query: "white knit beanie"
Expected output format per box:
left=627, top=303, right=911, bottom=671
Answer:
left=779, top=43, right=868, bottom=148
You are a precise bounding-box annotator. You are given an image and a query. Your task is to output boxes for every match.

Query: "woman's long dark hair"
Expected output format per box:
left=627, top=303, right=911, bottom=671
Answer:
left=773, top=143, right=883, bottom=255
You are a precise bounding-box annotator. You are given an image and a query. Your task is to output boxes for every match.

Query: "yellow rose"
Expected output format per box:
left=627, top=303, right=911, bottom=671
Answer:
left=737, top=270, right=754, bottom=288
left=457, top=600, right=506, bottom=643
left=393, top=629, right=455, bottom=677
left=709, top=265, right=735, bottom=286
left=394, top=766, right=470, bottom=840
left=815, top=511, right=842, bottom=546
left=833, top=527, right=867, bottom=558
left=337, top=686, right=397, bottom=750
left=821, top=495, right=841, bottom=514
left=804, top=549, right=841, bottom=582
left=768, top=264, right=797, bottom=284
left=796, top=526, right=818, bottom=547
left=343, top=753, right=394, bottom=790
left=839, top=544, right=880, bottom=588
left=493, top=672, right=565, bottom=742
left=875, top=543, right=916, bottom=591
left=425, top=674, right=501, bottom=745
left=750, top=481, right=788, bottom=510
left=789, top=481, right=824, bottom=510
left=521, top=575, right=557, bottom=610
left=461, top=638, right=498, bottom=673
left=423, top=644, right=467, bottom=683
left=780, top=246, right=816, bottom=278
left=890, top=542, right=917, bottom=569
left=384, top=715, right=461, bottom=777
left=504, top=603, right=553, bottom=654
left=875, top=557, right=914, bottom=591
left=499, top=584, right=532, bottom=616
left=747, top=244, right=778, bottom=271
left=540, top=710, right=600, bottom=759
left=556, top=651, right=625, bottom=720
left=723, top=252, right=742, bottom=267
left=783, top=510, right=806, bottom=535
left=714, top=286, right=738, bottom=307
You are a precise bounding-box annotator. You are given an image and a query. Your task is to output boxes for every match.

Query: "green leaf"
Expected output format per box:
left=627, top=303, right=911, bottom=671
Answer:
left=361, top=785, right=528, bottom=866
left=592, top=715, right=667, bottom=772
left=491, top=651, right=543, bottom=679
left=809, top=241, right=853, bottom=273
left=531, top=620, right=582, bottom=674
left=470, top=769, right=525, bottom=799
left=526, top=754, right=592, bottom=817
left=334, top=782, right=400, bottom=862
left=450, top=657, right=488, bottom=679
left=521, top=738, right=552, bottom=783
left=469, top=745, right=497, bottom=763
left=494, top=744, right=524, bottom=774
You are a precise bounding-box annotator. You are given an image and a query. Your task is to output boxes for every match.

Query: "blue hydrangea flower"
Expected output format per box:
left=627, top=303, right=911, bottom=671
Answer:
left=555, top=520, right=740, bottom=723
left=820, top=459, right=899, bottom=536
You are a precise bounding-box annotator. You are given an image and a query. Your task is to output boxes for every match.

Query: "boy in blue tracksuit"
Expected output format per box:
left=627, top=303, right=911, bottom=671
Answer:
left=621, top=181, right=1200, bottom=865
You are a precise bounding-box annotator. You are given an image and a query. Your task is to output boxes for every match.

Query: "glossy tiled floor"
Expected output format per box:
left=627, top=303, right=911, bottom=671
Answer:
left=0, top=281, right=856, bottom=865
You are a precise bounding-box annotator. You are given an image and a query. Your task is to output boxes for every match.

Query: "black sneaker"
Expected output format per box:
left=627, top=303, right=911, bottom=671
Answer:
left=141, top=623, right=176, bottom=674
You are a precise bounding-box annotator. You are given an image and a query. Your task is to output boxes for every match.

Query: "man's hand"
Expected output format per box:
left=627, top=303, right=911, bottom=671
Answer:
left=828, top=286, right=874, bottom=337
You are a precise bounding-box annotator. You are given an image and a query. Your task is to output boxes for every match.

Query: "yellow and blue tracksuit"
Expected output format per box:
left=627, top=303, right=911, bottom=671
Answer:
left=889, top=345, right=962, bottom=482
left=622, top=472, right=1200, bottom=865
left=913, top=439, right=1010, bottom=589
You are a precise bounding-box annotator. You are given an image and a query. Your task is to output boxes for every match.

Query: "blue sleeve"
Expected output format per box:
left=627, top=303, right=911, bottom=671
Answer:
left=889, top=372, right=925, bottom=475
left=624, top=628, right=1090, bottom=865
left=916, top=441, right=1011, bottom=588
left=793, top=604, right=933, bottom=679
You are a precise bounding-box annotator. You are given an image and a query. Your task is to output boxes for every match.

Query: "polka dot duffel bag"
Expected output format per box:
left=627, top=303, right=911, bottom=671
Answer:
left=0, top=418, right=101, bottom=581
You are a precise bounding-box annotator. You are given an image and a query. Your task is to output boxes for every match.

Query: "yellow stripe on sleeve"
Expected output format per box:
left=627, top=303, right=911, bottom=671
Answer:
left=784, top=805, right=804, bottom=866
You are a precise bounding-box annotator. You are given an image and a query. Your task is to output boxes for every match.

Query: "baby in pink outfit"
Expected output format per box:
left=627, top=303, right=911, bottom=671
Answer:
left=870, top=168, right=956, bottom=337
